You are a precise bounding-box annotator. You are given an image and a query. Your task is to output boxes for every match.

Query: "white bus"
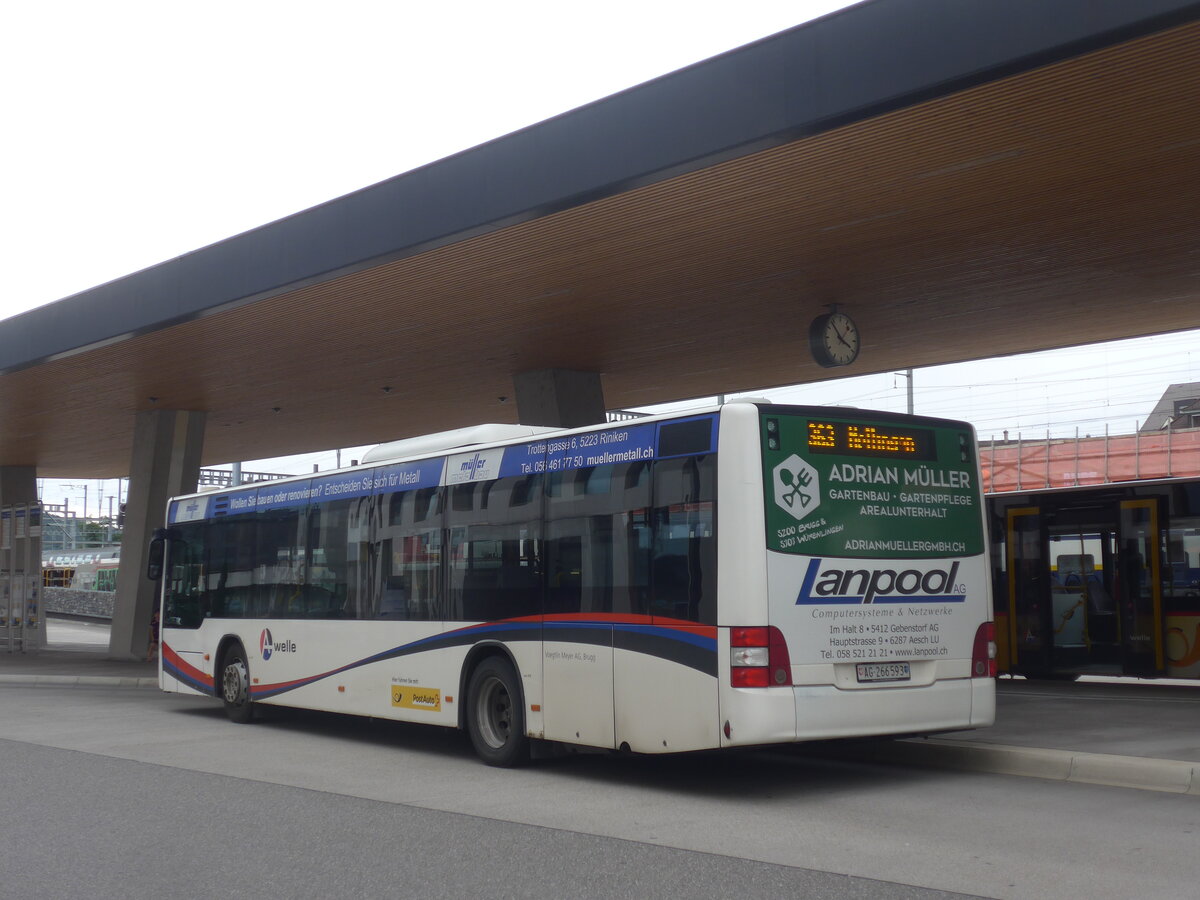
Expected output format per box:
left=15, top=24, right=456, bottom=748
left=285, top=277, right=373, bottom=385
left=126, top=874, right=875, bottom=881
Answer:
left=149, top=401, right=995, bottom=765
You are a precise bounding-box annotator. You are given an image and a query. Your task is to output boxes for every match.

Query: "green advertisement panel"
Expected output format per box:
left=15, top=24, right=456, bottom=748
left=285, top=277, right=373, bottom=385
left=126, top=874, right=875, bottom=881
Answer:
left=761, top=410, right=984, bottom=559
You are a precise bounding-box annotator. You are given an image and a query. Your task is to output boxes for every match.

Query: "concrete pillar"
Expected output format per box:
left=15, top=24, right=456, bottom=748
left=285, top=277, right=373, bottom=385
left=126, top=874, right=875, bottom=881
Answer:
left=109, top=409, right=206, bottom=660
left=513, top=369, right=606, bottom=428
left=0, top=466, right=38, bottom=508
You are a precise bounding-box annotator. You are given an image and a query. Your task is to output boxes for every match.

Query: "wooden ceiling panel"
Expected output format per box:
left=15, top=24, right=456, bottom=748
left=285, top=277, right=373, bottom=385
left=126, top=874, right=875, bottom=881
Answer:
left=4, top=22, right=1199, bottom=477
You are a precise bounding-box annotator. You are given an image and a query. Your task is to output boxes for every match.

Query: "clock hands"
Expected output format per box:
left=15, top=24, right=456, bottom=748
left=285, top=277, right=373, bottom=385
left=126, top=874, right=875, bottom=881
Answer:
left=809, top=311, right=859, bottom=367
left=829, top=318, right=856, bottom=352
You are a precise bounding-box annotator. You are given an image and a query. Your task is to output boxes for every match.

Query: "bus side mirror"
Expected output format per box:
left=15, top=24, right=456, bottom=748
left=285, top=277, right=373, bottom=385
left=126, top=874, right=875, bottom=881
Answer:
left=146, top=527, right=178, bottom=581
left=147, top=537, right=165, bottom=581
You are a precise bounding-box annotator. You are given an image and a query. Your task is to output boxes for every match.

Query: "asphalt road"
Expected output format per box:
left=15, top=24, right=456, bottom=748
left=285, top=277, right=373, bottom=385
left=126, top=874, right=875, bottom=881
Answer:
left=2, top=684, right=1198, bottom=900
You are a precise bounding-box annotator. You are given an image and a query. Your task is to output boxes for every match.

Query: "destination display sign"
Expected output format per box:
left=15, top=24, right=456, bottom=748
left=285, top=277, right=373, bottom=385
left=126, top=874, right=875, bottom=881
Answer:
left=806, top=419, right=937, bottom=461
left=763, top=411, right=984, bottom=559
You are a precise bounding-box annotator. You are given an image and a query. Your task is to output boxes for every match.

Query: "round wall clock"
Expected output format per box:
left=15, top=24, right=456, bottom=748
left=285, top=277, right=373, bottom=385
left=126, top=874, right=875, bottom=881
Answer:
left=808, top=311, right=860, bottom=368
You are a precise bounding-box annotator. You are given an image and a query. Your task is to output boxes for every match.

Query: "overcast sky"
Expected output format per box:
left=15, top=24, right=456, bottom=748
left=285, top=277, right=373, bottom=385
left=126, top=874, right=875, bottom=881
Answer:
left=6, top=1, right=1198, bottom=515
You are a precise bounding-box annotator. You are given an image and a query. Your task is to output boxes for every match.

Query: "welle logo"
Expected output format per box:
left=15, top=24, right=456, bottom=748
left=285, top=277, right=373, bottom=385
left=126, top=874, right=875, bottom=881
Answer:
left=773, top=455, right=821, bottom=521
left=259, top=628, right=297, bottom=660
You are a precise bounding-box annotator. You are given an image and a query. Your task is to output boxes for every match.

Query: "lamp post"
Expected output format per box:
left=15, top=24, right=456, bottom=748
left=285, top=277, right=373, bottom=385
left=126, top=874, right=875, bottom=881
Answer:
left=895, top=369, right=915, bottom=414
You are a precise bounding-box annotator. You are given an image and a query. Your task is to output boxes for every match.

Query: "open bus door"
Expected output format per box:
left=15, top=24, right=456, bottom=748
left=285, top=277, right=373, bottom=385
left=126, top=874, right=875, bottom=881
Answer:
left=1004, top=507, right=1050, bottom=675
left=1117, top=498, right=1166, bottom=677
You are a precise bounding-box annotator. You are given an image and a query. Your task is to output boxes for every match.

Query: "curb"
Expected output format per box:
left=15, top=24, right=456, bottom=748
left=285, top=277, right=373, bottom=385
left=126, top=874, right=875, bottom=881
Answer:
left=0, top=674, right=158, bottom=689
left=838, top=737, right=1200, bottom=795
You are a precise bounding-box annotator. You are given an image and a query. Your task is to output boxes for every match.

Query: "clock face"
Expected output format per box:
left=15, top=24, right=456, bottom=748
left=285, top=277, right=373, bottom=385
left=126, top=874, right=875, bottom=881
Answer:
left=809, top=312, right=860, bottom=367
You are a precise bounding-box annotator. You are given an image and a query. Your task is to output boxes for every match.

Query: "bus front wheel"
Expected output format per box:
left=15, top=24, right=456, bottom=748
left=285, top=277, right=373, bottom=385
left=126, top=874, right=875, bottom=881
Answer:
left=221, top=644, right=255, bottom=724
left=466, top=657, right=529, bottom=767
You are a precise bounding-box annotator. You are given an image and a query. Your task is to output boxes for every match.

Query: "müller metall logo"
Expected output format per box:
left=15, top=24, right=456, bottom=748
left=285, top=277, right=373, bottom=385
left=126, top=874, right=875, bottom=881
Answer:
left=459, top=452, right=486, bottom=478
left=796, top=559, right=966, bottom=605
left=259, top=628, right=297, bottom=660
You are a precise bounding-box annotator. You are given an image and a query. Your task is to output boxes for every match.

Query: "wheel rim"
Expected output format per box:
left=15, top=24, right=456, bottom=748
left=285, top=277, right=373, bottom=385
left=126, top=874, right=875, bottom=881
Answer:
left=474, top=674, right=512, bottom=750
left=223, top=658, right=248, bottom=706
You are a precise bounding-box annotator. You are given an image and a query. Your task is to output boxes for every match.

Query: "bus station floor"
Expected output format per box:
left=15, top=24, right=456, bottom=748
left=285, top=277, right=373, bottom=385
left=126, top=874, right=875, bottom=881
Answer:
left=3, top=618, right=1198, bottom=794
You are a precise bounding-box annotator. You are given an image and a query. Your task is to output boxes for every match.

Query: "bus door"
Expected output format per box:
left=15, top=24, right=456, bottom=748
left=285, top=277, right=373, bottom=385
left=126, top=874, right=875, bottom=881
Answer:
left=1045, top=518, right=1119, bottom=670
left=1005, top=507, right=1050, bottom=674
left=1116, top=499, right=1166, bottom=676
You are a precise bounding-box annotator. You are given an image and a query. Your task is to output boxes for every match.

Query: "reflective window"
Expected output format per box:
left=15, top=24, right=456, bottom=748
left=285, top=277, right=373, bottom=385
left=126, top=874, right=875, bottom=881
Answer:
left=164, top=521, right=207, bottom=629
left=376, top=487, right=443, bottom=620
left=447, top=476, right=542, bottom=621
left=306, top=497, right=373, bottom=619
left=544, top=461, right=651, bottom=617
left=161, top=436, right=718, bottom=627
left=650, top=455, right=717, bottom=624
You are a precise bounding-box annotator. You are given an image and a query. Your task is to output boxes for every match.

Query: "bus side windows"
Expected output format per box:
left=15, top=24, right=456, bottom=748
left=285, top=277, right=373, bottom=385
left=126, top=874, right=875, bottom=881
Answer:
left=447, top=477, right=542, bottom=622
left=649, top=455, right=717, bottom=625
left=164, top=522, right=206, bottom=629
left=544, top=462, right=652, bottom=617
left=376, top=487, right=444, bottom=621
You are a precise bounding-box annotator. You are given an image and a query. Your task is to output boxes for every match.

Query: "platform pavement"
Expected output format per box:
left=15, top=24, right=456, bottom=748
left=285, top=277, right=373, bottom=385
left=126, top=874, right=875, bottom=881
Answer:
left=3, top=619, right=1198, bottom=795
left=811, top=677, right=1200, bottom=796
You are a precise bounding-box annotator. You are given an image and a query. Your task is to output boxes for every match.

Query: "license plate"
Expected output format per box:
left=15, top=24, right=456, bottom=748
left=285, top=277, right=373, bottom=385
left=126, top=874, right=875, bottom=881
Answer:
left=856, top=662, right=911, bottom=683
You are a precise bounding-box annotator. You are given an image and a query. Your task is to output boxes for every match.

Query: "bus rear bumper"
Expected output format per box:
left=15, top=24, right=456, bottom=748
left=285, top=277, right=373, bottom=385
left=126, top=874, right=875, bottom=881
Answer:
left=721, top=677, right=995, bottom=747
left=793, top=678, right=993, bottom=740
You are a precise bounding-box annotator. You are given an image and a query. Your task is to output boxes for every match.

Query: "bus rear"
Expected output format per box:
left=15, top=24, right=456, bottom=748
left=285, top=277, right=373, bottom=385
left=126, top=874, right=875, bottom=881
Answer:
left=717, top=403, right=995, bottom=747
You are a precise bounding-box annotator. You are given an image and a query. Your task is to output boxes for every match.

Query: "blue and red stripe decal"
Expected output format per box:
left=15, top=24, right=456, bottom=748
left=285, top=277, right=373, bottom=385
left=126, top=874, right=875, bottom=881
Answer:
left=167, top=615, right=717, bottom=701
left=162, top=643, right=214, bottom=693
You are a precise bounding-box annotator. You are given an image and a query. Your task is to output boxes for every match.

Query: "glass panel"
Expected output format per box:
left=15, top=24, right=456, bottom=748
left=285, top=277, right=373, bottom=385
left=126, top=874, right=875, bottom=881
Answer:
left=376, top=487, right=443, bottom=620
left=306, top=496, right=373, bottom=619
left=1118, top=500, right=1164, bottom=673
left=207, top=516, right=257, bottom=618
left=544, top=461, right=652, bottom=617
left=252, top=505, right=306, bottom=618
left=1006, top=508, right=1047, bottom=669
left=447, top=476, right=542, bottom=622
left=1164, top=515, right=1200, bottom=676
left=650, top=455, right=716, bottom=625
left=164, top=521, right=206, bottom=629
left=1046, top=531, right=1117, bottom=650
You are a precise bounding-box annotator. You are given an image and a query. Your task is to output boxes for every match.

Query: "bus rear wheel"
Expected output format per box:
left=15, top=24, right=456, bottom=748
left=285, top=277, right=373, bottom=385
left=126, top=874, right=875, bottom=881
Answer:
left=466, top=657, right=529, bottom=767
left=221, top=644, right=255, bottom=724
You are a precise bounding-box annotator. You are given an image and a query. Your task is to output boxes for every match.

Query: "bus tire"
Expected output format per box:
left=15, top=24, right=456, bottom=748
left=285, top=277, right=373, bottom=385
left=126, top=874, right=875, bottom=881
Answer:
left=220, top=643, right=255, bottom=724
left=466, top=657, right=529, bottom=767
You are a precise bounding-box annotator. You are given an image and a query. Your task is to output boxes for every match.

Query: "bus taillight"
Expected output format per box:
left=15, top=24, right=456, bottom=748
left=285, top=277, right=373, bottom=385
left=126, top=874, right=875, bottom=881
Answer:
left=972, top=622, right=997, bottom=678
left=730, top=626, right=793, bottom=688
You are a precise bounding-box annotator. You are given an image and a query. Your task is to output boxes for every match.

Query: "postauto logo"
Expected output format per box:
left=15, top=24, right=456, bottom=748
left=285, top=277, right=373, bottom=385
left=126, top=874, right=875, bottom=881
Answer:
left=259, top=628, right=297, bottom=660
left=796, top=559, right=965, bottom=605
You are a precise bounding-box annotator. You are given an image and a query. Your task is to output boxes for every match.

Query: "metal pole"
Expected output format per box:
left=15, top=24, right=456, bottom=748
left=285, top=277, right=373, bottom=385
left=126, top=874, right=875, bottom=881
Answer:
left=1045, top=430, right=1051, bottom=488
left=1073, top=427, right=1080, bottom=486
left=231, top=462, right=242, bottom=487
left=1104, top=425, right=1109, bottom=483
left=1167, top=422, right=1173, bottom=477
left=906, top=369, right=914, bottom=415
left=1135, top=422, right=1141, bottom=479
left=63, top=497, right=72, bottom=549
left=1016, top=432, right=1023, bottom=491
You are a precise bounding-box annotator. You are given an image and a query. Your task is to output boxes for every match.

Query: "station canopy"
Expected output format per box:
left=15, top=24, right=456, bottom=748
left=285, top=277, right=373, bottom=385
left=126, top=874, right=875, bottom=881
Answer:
left=3, top=0, right=1200, bottom=477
